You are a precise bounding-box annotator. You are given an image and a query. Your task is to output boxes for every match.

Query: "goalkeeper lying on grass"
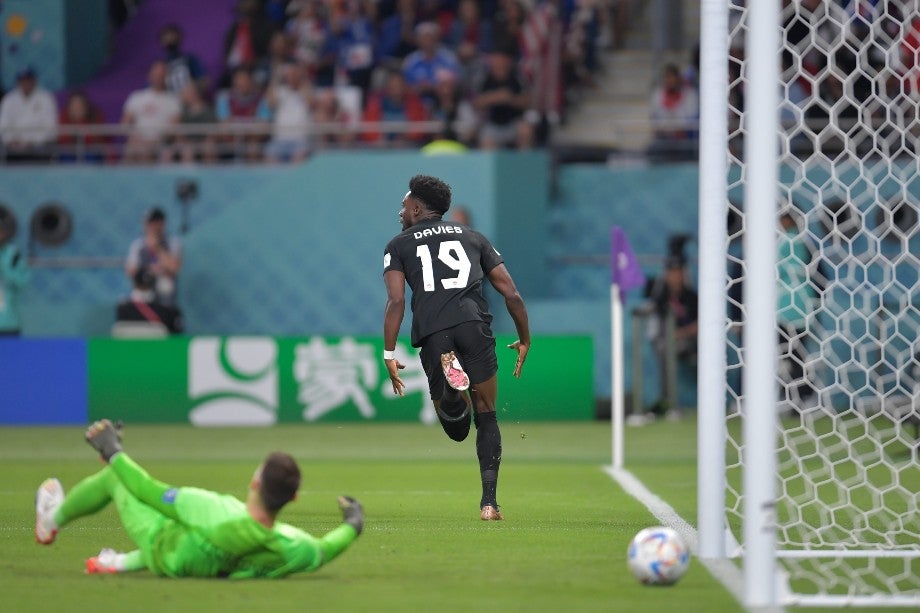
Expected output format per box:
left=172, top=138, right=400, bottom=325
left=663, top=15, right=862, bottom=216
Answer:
left=34, top=419, right=364, bottom=578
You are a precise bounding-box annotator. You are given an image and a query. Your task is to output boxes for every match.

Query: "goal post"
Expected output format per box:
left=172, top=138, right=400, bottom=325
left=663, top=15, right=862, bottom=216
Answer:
left=696, top=0, right=729, bottom=564
left=696, top=0, right=920, bottom=608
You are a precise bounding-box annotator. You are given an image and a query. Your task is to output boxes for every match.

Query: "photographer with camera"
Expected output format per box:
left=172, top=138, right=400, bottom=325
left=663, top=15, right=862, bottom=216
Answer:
left=125, top=207, right=182, bottom=308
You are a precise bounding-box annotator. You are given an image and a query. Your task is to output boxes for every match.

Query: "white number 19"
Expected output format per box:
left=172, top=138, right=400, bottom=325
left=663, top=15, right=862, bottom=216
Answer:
left=416, top=240, right=472, bottom=291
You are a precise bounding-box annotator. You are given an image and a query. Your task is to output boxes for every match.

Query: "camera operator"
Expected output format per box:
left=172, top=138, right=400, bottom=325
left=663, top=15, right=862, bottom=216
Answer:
left=125, top=207, right=182, bottom=307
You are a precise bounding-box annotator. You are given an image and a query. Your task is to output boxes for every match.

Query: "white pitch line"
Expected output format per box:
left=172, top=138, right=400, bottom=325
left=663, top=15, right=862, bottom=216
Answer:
left=604, top=465, right=746, bottom=605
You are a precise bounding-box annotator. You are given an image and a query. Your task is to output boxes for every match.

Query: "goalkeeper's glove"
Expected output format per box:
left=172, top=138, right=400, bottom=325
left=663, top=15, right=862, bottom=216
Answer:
left=85, top=419, right=123, bottom=462
left=338, top=495, right=364, bottom=536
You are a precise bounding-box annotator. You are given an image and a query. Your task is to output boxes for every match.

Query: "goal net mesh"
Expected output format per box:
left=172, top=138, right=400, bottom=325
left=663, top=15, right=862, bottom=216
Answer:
left=725, top=0, right=920, bottom=601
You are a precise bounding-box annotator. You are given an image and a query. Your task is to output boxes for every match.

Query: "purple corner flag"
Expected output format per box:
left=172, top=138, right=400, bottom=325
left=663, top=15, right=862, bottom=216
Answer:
left=611, top=226, right=646, bottom=292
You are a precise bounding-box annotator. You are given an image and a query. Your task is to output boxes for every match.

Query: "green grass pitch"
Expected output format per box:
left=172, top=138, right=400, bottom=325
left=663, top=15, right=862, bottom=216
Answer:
left=2, top=421, right=740, bottom=613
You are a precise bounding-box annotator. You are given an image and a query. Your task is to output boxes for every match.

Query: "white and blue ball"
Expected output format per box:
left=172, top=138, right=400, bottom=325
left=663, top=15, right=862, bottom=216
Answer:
left=627, top=526, right=690, bottom=585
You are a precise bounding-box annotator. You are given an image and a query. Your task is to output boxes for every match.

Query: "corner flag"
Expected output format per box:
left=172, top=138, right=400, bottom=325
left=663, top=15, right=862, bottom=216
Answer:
left=611, top=226, right=645, bottom=293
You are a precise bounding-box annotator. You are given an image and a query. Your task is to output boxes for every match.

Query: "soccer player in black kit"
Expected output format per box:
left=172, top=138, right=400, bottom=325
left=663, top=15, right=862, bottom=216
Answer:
left=382, top=175, right=530, bottom=521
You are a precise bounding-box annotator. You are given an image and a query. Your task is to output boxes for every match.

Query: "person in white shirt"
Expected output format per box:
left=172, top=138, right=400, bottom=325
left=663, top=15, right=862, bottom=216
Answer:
left=263, top=62, right=312, bottom=163
left=122, top=60, right=182, bottom=163
left=0, top=67, right=58, bottom=162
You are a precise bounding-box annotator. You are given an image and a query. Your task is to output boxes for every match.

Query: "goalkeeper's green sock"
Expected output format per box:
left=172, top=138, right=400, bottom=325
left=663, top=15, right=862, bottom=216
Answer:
left=54, top=467, right=118, bottom=527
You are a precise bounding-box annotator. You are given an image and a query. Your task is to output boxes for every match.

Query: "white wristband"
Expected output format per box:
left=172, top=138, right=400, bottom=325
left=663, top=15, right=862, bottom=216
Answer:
left=383, top=349, right=396, bottom=360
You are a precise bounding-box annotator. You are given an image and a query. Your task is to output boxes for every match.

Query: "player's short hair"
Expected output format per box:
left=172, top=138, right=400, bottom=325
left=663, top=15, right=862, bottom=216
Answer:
left=259, top=452, right=301, bottom=514
left=409, top=175, right=452, bottom=215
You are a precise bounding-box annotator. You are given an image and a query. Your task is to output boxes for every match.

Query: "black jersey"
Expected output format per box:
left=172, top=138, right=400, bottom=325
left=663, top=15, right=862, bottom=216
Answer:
left=384, top=219, right=504, bottom=346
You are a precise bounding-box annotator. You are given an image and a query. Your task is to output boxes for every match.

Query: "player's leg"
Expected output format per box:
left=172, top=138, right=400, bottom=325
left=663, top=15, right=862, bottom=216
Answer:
left=37, top=465, right=153, bottom=572
left=86, top=548, right=145, bottom=574
left=454, top=322, right=503, bottom=520
left=468, top=377, right=503, bottom=520
left=36, top=467, right=118, bottom=544
left=73, top=463, right=166, bottom=574
left=420, top=334, right=472, bottom=442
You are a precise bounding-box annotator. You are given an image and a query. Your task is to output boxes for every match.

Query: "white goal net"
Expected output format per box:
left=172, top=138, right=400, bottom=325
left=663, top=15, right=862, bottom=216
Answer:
left=720, top=0, right=920, bottom=606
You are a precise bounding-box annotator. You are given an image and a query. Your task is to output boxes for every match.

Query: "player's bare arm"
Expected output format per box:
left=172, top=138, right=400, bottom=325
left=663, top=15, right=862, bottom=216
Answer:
left=487, top=263, right=531, bottom=378
left=383, top=269, right=408, bottom=395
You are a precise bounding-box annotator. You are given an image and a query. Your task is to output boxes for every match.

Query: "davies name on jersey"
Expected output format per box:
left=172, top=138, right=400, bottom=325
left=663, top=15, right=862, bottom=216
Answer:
left=413, top=225, right=464, bottom=239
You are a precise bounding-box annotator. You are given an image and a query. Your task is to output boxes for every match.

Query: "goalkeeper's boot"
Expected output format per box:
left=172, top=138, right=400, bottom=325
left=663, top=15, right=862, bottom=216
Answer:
left=441, top=351, right=470, bottom=391
left=85, top=548, right=120, bottom=574
left=480, top=504, right=504, bottom=521
left=436, top=395, right=472, bottom=442
left=35, top=478, right=64, bottom=545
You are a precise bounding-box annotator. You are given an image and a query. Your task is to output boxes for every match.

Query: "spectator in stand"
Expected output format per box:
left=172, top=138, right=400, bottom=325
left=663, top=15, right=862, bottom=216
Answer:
left=0, top=67, right=58, bottom=162
left=362, top=68, right=428, bottom=146
left=221, top=0, right=277, bottom=88
left=521, top=0, right=563, bottom=139
left=331, top=0, right=377, bottom=102
left=253, top=31, right=296, bottom=90
left=492, top=0, right=527, bottom=60
left=417, top=0, right=452, bottom=32
left=473, top=49, right=534, bottom=150
left=403, top=21, right=461, bottom=107
left=172, top=83, right=218, bottom=164
left=265, top=0, right=290, bottom=26
left=58, top=90, right=107, bottom=163
left=647, top=63, right=699, bottom=161
left=286, top=0, right=334, bottom=85
left=122, top=61, right=181, bottom=163
left=116, top=267, right=184, bottom=334
left=263, top=62, right=313, bottom=163
left=447, top=0, right=493, bottom=97
left=428, top=71, right=477, bottom=146
left=447, top=0, right=494, bottom=54
left=376, top=0, right=420, bottom=63
left=311, top=89, right=356, bottom=150
left=215, top=67, right=271, bottom=161
left=159, top=23, right=209, bottom=95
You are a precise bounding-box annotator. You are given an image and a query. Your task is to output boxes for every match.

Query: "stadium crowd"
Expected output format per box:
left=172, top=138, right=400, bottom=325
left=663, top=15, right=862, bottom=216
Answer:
left=0, top=0, right=610, bottom=164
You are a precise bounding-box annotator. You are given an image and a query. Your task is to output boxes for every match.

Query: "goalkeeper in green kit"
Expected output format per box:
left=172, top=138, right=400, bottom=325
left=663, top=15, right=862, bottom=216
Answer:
left=34, top=419, right=364, bottom=578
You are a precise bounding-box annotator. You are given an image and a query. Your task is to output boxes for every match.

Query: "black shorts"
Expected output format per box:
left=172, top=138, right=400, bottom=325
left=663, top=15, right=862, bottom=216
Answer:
left=418, top=320, right=498, bottom=401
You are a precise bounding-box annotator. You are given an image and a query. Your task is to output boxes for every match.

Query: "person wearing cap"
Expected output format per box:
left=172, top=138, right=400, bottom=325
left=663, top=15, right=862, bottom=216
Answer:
left=124, top=208, right=182, bottom=307
left=0, top=67, right=58, bottom=162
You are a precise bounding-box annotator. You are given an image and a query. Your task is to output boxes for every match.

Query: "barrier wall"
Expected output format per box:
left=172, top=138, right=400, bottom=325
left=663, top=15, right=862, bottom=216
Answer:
left=0, top=335, right=593, bottom=425
left=0, top=151, right=550, bottom=337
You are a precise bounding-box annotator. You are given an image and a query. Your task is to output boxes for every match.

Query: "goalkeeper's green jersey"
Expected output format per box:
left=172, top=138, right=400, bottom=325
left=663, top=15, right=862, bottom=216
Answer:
left=109, top=454, right=357, bottom=579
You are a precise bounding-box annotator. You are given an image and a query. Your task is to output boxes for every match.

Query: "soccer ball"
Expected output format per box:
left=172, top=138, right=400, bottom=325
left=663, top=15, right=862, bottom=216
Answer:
left=627, top=526, right=690, bottom=586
